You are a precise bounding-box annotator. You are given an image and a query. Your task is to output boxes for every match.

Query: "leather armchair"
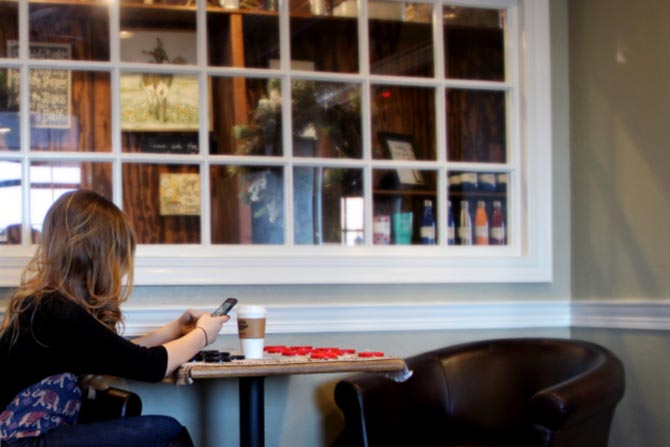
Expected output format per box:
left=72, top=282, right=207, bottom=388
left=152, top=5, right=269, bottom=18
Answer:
left=334, top=338, right=625, bottom=447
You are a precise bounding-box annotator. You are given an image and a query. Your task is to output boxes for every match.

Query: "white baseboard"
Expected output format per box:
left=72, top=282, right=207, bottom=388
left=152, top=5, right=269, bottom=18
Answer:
left=571, top=300, right=670, bottom=330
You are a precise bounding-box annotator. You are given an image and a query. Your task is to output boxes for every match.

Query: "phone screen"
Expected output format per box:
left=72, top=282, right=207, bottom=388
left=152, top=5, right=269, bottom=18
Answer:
left=212, top=297, right=238, bottom=316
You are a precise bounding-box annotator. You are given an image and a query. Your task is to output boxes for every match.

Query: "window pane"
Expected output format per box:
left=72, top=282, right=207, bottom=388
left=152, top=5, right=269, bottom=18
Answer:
left=448, top=170, right=508, bottom=246
left=123, top=163, right=200, bottom=244
left=29, top=1, right=109, bottom=62
left=446, top=88, right=506, bottom=163
left=371, top=85, right=435, bottom=160
left=210, top=165, right=284, bottom=245
left=0, top=1, right=18, bottom=58
left=29, top=70, right=111, bottom=152
left=369, top=1, right=433, bottom=77
left=208, top=6, right=279, bottom=68
left=291, top=80, right=361, bottom=159
left=294, top=167, right=363, bottom=245
left=373, top=169, right=436, bottom=245
left=0, top=160, right=21, bottom=244
left=289, top=0, right=358, bottom=73
left=121, top=72, right=199, bottom=153
left=0, top=68, right=20, bottom=152
left=444, top=6, right=505, bottom=81
left=121, top=2, right=196, bottom=64
left=211, top=76, right=282, bottom=156
left=29, top=161, right=113, bottom=236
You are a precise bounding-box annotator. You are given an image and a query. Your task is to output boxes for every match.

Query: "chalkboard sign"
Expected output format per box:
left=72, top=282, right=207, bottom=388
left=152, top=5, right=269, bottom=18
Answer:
left=7, top=41, right=71, bottom=129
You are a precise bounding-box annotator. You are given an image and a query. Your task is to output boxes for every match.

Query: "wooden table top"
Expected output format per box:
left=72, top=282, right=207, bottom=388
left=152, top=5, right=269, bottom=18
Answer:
left=179, top=355, right=409, bottom=380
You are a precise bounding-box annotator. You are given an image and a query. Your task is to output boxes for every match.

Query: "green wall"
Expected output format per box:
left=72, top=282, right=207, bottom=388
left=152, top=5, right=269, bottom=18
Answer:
left=570, top=0, right=670, bottom=299
left=569, top=0, right=670, bottom=446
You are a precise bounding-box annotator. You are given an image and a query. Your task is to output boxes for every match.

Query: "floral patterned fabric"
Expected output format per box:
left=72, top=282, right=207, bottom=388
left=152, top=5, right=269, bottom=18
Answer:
left=0, top=373, right=81, bottom=441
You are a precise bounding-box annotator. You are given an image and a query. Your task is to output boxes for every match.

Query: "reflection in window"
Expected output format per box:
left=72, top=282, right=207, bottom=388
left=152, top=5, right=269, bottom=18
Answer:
left=291, top=80, right=362, bottom=159
left=289, top=0, right=358, bottom=73
left=444, top=6, right=505, bottom=81
left=29, top=164, right=81, bottom=233
left=211, top=165, right=284, bottom=245
left=0, top=161, right=21, bottom=244
left=29, top=161, right=113, bottom=235
left=446, top=89, right=507, bottom=163
left=29, top=2, right=110, bottom=62
left=368, top=1, right=434, bottom=77
left=341, top=197, right=364, bottom=246
left=294, top=167, right=363, bottom=245
left=215, top=77, right=283, bottom=157
left=0, top=68, right=20, bottom=151
left=208, top=7, right=279, bottom=68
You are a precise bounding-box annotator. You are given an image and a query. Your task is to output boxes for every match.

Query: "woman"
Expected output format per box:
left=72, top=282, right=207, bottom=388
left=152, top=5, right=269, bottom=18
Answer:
left=0, top=190, right=227, bottom=446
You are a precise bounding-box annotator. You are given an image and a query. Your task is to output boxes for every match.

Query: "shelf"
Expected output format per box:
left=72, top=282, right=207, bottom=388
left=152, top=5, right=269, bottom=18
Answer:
left=449, top=191, right=507, bottom=199
left=374, top=189, right=435, bottom=197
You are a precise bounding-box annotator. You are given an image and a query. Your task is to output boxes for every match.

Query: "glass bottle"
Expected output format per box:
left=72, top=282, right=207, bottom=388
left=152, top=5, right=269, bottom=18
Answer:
left=474, top=201, right=489, bottom=245
left=478, top=173, right=496, bottom=192
left=447, top=200, right=455, bottom=245
left=420, top=199, right=436, bottom=245
left=461, top=172, right=478, bottom=192
left=490, top=200, right=506, bottom=245
left=458, top=200, right=472, bottom=245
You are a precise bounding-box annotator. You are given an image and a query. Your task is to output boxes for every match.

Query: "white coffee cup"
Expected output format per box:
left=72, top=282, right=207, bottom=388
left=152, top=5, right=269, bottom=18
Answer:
left=237, top=305, right=267, bottom=359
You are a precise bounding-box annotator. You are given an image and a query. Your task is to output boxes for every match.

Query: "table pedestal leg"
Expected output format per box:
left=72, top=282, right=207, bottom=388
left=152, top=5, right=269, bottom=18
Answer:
left=239, top=377, right=265, bottom=447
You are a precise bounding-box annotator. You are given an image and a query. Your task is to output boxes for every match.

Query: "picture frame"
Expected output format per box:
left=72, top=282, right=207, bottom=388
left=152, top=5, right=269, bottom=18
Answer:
left=120, top=30, right=201, bottom=132
left=159, top=173, right=201, bottom=216
left=378, top=132, right=424, bottom=186
left=7, top=41, right=71, bottom=129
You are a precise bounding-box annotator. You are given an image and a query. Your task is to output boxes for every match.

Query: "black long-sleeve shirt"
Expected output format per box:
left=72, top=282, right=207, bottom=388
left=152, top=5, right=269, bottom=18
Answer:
left=0, top=293, right=168, bottom=411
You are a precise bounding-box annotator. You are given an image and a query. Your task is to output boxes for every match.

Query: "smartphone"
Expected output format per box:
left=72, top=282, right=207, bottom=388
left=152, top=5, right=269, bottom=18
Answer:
left=212, top=297, right=238, bottom=317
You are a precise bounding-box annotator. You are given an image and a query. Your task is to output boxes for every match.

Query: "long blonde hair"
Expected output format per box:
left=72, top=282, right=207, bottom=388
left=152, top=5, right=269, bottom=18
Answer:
left=1, top=190, right=136, bottom=339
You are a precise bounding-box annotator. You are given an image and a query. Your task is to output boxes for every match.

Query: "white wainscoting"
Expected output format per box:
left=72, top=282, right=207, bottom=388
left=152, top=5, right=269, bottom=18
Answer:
left=571, top=300, right=670, bottom=331
left=120, top=301, right=571, bottom=337
left=3, top=300, right=669, bottom=336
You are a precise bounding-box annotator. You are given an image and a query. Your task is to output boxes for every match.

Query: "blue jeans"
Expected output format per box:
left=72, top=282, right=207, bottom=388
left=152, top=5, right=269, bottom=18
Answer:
left=2, top=415, right=193, bottom=447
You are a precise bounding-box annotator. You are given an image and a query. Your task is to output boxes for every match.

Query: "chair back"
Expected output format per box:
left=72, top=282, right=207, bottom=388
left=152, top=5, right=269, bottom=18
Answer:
left=433, top=339, right=611, bottom=443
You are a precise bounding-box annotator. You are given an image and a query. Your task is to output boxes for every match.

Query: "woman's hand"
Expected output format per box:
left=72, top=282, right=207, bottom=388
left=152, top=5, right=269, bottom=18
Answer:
left=194, top=313, right=228, bottom=347
left=134, top=309, right=225, bottom=348
left=162, top=313, right=229, bottom=375
left=175, top=309, right=203, bottom=337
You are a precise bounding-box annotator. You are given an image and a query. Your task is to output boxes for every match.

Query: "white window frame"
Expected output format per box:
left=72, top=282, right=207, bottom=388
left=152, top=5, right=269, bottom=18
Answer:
left=0, top=0, right=552, bottom=286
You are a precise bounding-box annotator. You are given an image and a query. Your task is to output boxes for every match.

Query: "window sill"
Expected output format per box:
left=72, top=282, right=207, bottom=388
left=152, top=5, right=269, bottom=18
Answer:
left=0, top=244, right=551, bottom=286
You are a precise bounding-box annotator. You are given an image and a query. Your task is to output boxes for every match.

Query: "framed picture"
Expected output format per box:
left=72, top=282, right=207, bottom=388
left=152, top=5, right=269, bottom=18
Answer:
left=120, top=30, right=201, bottom=132
left=159, top=173, right=201, bottom=216
left=378, top=132, right=424, bottom=186
left=7, top=41, right=71, bottom=129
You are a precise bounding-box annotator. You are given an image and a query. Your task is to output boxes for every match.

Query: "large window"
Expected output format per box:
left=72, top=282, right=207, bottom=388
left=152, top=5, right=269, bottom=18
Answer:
left=0, top=0, right=552, bottom=284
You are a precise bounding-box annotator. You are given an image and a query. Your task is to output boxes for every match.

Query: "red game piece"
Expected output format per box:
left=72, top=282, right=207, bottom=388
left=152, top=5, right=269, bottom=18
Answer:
left=264, top=345, right=288, bottom=354
left=358, top=351, right=384, bottom=358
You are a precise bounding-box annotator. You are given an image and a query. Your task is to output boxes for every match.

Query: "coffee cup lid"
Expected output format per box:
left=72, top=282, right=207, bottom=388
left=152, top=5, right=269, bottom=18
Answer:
left=237, top=305, right=267, bottom=316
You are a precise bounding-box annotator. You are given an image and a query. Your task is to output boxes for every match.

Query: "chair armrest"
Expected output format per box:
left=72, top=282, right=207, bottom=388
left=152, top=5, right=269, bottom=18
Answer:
left=529, top=353, right=625, bottom=431
left=334, top=353, right=448, bottom=447
left=334, top=373, right=405, bottom=447
left=78, top=387, right=143, bottom=424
